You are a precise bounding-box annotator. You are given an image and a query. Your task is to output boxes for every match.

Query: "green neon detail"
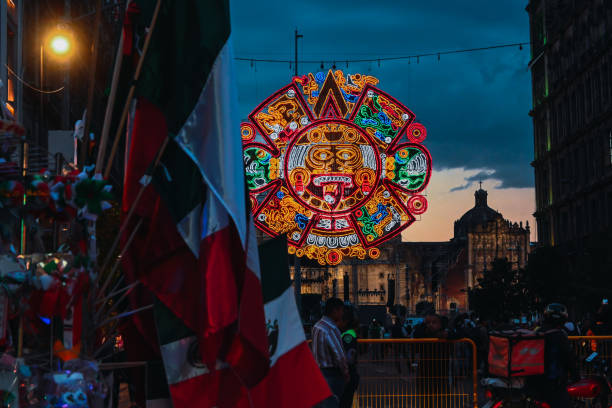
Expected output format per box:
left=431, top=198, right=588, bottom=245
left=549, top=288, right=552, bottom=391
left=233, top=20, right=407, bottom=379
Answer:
left=357, top=207, right=379, bottom=239
left=393, top=147, right=428, bottom=190
left=244, top=147, right=272, bottom=190
left=353, top=94, right=398, bottom=143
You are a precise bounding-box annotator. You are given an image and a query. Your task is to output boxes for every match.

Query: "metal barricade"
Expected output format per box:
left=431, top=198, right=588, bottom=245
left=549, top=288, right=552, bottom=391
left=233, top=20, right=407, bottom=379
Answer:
left=569, top=336, right=612, bottom=378
left=354, top=339, right=478, bottom=408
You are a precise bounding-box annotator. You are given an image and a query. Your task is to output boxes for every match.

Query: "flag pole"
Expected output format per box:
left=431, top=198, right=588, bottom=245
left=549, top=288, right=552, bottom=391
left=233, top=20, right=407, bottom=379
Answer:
left=81, top=0, right=104, bottom=166
left=93, top=136, right=169, bottom=302
left=94, top=3, right=127, bottom=174
left=94, top=218, right=143, bottom=311
left=103, top=0, right=162, bottom=180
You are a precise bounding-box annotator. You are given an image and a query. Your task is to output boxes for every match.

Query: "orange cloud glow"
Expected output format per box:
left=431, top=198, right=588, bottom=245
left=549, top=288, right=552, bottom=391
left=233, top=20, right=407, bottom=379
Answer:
left=401, top=168, right=536, bottom=243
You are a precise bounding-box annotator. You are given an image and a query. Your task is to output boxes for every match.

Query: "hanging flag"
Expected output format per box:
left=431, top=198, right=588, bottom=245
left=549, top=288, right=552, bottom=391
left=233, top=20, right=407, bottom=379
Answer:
left=237, top=237, right=331, bottom=408
left=154, top=301, right=256, bottom=407
left=121, top=0, right=269, bottom=406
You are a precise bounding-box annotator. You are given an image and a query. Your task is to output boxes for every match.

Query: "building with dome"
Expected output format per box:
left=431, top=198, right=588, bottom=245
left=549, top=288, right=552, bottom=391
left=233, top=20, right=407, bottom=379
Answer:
left=291, top=186, right=531, bottom=316
left=454, top=186, right=531, bottom=287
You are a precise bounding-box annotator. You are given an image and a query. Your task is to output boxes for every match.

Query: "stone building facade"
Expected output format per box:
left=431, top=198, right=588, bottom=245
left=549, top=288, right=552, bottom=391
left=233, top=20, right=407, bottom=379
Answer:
left=293, top=187, right=531, bottom=315
left=456, top=188, right=531, bottom=287
left=527, top=0, right=612, bottom=246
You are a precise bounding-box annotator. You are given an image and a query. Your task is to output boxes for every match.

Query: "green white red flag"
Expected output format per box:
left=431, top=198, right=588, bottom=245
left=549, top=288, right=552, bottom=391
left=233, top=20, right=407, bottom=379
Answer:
left=238, top=237, right=331, bottom=407
left=121, top=0, right=269, bottom=406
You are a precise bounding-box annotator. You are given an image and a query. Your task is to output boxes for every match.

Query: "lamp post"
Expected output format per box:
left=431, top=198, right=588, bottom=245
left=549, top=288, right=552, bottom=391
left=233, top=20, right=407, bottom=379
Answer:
left=28, top=28, right=73, bottom=251
left=40, top=26, right=74, bottom=138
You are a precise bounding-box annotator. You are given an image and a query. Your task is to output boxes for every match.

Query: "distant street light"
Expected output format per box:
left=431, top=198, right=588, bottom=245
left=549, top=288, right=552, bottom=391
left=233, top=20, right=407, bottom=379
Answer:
left=49, top=35, right=70, bottom=56
left=45, top=27, right=74, bottom=59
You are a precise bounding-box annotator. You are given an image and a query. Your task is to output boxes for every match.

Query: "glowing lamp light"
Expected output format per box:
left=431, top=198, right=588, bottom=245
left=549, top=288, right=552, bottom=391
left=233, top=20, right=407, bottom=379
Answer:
left=49, top=34, right=71, bottom=56
left=45, top=26, right=75, bottom=60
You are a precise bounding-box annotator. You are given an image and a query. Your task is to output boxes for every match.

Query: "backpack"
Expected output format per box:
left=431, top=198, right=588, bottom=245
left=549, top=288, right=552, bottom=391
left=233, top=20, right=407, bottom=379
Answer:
left=488, top=329, right=546, bottom=378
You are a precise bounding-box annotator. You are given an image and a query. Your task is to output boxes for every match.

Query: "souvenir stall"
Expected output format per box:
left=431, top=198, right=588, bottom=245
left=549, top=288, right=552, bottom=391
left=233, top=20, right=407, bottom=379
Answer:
left=0, top=114, right=115, bottom=407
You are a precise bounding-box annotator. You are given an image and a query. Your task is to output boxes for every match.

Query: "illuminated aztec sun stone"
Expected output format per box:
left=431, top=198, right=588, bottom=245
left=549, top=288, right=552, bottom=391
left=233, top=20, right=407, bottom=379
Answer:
left=242, top=70, right=432, bottom=265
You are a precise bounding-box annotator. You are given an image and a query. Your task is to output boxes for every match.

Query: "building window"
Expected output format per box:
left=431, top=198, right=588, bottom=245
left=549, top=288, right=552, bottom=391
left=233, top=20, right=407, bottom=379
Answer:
left=602, top=63, right=609, bottom=107
left=609, top=131, right=612, bottom=166
left=608, top=191, right=612, bottom=226
left=591, top=200, right=597, bottom=234
left=594, top=70, right=601, bottom=116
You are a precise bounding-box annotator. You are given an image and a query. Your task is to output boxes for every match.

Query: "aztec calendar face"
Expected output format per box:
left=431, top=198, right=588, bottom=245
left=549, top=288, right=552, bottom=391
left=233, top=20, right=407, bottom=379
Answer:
left=242, top=70, right=432, bottom=265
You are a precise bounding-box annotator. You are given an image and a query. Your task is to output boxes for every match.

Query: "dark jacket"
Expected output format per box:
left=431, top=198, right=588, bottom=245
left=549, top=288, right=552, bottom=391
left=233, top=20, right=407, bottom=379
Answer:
left=542, top=327, right=578, bottom=384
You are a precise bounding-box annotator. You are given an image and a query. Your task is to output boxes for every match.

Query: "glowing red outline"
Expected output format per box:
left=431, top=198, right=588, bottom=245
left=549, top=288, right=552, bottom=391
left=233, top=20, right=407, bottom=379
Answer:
left=242, top=142, right=279, bottom=193
left=243, top=71, right=432, bottom=263
left=348, top=84, right=416, bottom=153
left=407, top=195, right=428, bottom=215
left=247, top=83, right=314, bottom=155
left=282, top=117, right=383, bottom=217
left=251, top=181, right=318, bottom=247
left=386, top=143, right=433, bottom=195
left=348, top=184, right=416, bottom=249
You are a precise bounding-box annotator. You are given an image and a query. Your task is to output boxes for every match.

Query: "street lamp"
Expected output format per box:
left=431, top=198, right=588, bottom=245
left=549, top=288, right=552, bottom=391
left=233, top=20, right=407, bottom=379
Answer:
left=38, top=25, right=74, bottom=135
left=49, top=34, right=71, bottom=56
left=24, top=27, right=74, bottom=252
left=45, top=26, right=74, bottom=59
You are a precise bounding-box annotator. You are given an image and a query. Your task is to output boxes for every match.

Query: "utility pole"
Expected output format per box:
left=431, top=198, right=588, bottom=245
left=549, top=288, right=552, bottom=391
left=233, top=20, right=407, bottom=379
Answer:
left=0, top=0, right=7, bottom=102
left=16, top=0, right=23, bottom=122
left=293, top=28, right=303, bottom=315
left=63, top=0, right=71, bottom=130
left=38, top=2, right=44, bottom=148
left=294, top=29, right=302, bottom=77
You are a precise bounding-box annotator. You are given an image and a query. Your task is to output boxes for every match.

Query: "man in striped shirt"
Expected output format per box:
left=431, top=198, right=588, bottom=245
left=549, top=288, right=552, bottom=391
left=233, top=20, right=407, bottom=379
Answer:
left=312, top=297, right=349, bottom=408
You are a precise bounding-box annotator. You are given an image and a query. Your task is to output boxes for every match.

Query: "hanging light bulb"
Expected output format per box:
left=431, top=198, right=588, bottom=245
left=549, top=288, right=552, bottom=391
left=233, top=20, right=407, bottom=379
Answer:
left=320, top=61, right=324, bottom=70
left=332, top=62, right=336, bottom=70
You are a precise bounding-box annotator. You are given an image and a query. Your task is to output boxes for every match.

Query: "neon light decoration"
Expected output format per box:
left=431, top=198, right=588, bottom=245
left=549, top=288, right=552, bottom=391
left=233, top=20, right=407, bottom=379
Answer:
left=243, top=70, right=432, bottom=265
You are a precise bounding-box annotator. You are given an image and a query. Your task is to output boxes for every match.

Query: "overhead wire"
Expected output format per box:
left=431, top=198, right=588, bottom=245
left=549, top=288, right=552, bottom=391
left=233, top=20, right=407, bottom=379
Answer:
left=5, top=65, right=65, bottom=94
left=235, top=41, right=530, bottom=65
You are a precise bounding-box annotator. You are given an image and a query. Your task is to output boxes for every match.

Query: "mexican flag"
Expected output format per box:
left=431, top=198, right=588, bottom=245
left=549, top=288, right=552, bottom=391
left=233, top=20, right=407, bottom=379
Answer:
left=237, top=237, right=331, bottom=407
left=121, top=0, right=269, bottom=406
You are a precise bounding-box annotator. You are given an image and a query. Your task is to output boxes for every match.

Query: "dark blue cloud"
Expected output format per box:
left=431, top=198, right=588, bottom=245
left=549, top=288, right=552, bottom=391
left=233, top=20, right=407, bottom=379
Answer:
left=231, top=1, right=533, bottom=188
left=449, top=170, right=496, bottom=192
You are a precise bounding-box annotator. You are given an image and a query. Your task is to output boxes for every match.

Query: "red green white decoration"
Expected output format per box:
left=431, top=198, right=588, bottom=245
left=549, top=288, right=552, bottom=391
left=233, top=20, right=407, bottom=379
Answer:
left=243, top=70, right=432, bottom=265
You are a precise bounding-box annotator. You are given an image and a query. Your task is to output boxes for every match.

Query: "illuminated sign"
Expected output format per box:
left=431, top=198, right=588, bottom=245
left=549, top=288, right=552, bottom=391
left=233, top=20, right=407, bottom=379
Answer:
left=243, top=70, right=431, bottom=265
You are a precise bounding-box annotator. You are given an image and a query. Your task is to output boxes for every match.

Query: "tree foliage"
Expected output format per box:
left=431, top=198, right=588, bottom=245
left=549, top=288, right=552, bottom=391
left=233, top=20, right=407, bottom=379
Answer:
left=468, top=258, right=531, bottom=323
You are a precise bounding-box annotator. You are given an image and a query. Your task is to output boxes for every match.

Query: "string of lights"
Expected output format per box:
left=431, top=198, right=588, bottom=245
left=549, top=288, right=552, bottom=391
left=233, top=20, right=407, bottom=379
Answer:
left=235, top=41, right=530, bottom=66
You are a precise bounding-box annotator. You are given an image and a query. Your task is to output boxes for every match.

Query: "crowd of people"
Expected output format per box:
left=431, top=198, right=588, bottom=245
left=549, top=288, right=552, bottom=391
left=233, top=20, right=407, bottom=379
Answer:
left=310, top=297, right=612, bottom=407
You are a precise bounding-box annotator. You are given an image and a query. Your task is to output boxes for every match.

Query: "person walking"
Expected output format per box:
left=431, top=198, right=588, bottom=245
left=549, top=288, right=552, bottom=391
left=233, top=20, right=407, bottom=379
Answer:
left=312, top=298, right=349, bottom=408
